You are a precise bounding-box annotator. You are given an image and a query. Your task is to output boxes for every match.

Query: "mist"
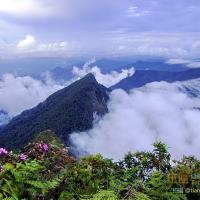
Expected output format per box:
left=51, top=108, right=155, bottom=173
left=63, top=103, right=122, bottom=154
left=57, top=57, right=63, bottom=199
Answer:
left=71, top=79, right=200, bottom=160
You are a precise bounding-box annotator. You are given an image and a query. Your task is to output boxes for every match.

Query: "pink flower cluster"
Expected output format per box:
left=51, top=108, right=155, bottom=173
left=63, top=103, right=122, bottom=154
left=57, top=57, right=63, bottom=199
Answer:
left=39, top=143, right=49, bottom=152
left=19, top=153, right=27, bottom=161
left=0, top=148, right=8, bottom=156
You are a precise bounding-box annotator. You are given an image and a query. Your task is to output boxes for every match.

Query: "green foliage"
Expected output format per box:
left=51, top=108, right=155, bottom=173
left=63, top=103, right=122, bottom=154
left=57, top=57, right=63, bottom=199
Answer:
left=147, top=171, right=187, bottom=200
left=86, top=190, right=118, bottom=200
left=135, top=192, right=152, bottom=200
left=33, top=130, right=64, bottom=148
left=0, top=137, right=200, bottom=199
left=0, top=160, right=45, bottom=199
left=120, top=141, right=171, bottom=179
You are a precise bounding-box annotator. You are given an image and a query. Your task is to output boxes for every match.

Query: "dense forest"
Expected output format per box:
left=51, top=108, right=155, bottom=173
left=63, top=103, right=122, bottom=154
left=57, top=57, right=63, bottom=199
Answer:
left=0, top=130, right=200, bottom=200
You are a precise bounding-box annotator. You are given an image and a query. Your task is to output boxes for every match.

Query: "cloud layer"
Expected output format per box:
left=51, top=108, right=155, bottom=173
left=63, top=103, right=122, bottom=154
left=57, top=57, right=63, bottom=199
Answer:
left=0, top=73, right=65, bottom=116
left=2, top=32, right=200, bottom=64
left=1, top=1, right=200, bottom=60
left=71, top=79, right=200, bottom=160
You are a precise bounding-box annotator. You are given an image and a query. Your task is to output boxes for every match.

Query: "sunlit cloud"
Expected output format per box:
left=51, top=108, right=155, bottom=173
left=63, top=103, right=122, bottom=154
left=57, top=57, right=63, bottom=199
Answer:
left=17, top=35, right=37, bottom=49
left=0, top=0, right=55, bottom=18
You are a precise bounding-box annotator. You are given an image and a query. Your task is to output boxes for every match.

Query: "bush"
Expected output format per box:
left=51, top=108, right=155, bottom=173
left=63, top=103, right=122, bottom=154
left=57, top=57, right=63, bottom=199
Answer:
left=0, top=138, right=199, bottom=199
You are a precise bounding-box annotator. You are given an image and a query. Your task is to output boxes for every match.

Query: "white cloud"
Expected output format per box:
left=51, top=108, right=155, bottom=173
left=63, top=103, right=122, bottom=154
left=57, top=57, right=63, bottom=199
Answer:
left=1, top=32, right=200, bottom=61
left=72, top=58, right=135, bottom=87
left=71, top=79, right=200, bottom=160
left=166, top=58, right=191, bottom=65
left=166, top=58, right=200, bottom=68
left=17, top=35, right=36, bottom=49
left=127, top=6, right=150, bottom=17
left=187, top=62, right=200, bottom=68
left=192, top=41, right=200, bottom=50
left=37, top=41, right=68, bottom=51
left=110, top=32, right=200, bottom=60
left=15, top=35, right=70, bottom=57
left=0, top=73, right=67, bottom=116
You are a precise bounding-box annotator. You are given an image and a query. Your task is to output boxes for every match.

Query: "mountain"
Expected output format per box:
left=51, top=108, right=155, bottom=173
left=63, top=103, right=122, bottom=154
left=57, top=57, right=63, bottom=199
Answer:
left=111, top=68, right=200, bottom=91
left=0, top=73, right=109, bottom=149
left=49, top=66, right=73, bottom=83
left=47, top=59, right=188, bottom=83
left=125, top=60, right=187, bottom=72
left=91, top=59, right=132, bottom=73
left=93, top=59, right=187, bottom=72
left=48, top=59, right=132, bottom=82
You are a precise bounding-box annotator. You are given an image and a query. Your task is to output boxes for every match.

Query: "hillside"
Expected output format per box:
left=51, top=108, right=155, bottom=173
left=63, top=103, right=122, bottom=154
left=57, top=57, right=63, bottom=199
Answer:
left=0, top=73, right=109, bottom=149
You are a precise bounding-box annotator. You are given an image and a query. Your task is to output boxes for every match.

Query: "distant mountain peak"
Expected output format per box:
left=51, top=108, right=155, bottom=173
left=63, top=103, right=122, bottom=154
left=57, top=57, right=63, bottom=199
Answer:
left=111, top=68, right=200, bottom=91
left=78, top=73, right=97, bottom=83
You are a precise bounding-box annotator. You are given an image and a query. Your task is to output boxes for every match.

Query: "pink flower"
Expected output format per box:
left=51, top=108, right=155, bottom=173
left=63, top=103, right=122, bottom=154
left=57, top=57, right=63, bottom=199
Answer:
left=39, top=143, right=49, bottom=152
left=19, top=153, right=27, bottom=161
left=0, top=148, right=8, bottom=156
left=42, top=144, right=49, bottom=152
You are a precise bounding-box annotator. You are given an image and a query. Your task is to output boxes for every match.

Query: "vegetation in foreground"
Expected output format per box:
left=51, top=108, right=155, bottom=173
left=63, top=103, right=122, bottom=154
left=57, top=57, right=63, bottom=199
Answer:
left=0, top=131, right=200, bottom=200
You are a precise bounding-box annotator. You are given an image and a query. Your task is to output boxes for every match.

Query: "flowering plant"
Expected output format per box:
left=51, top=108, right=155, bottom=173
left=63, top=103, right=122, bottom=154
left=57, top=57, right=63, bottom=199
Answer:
left=0, top=148, right=8, bottom=156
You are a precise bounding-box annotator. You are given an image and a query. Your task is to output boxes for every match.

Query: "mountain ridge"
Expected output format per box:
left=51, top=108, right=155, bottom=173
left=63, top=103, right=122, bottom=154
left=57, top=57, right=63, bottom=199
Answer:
left=111, top=68, right=200, bottom=91
left=0, top=73, right=109, bottom=149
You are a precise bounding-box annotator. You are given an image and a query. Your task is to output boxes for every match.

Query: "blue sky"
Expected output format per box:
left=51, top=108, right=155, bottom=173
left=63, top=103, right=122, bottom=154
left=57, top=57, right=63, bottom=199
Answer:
left=0, top=0, right=200, bottom=61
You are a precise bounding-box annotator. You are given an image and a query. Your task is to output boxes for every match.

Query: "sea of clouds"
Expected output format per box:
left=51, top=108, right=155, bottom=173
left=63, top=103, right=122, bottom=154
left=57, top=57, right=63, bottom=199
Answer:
left=1, top=60, right=200, bottom=160
left=71, top=79, right=200, bottom=160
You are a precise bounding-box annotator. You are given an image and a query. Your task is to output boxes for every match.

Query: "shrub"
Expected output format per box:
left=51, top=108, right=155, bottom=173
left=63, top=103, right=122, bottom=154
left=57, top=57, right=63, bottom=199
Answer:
left=0, top=136, right=199, bottom=200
